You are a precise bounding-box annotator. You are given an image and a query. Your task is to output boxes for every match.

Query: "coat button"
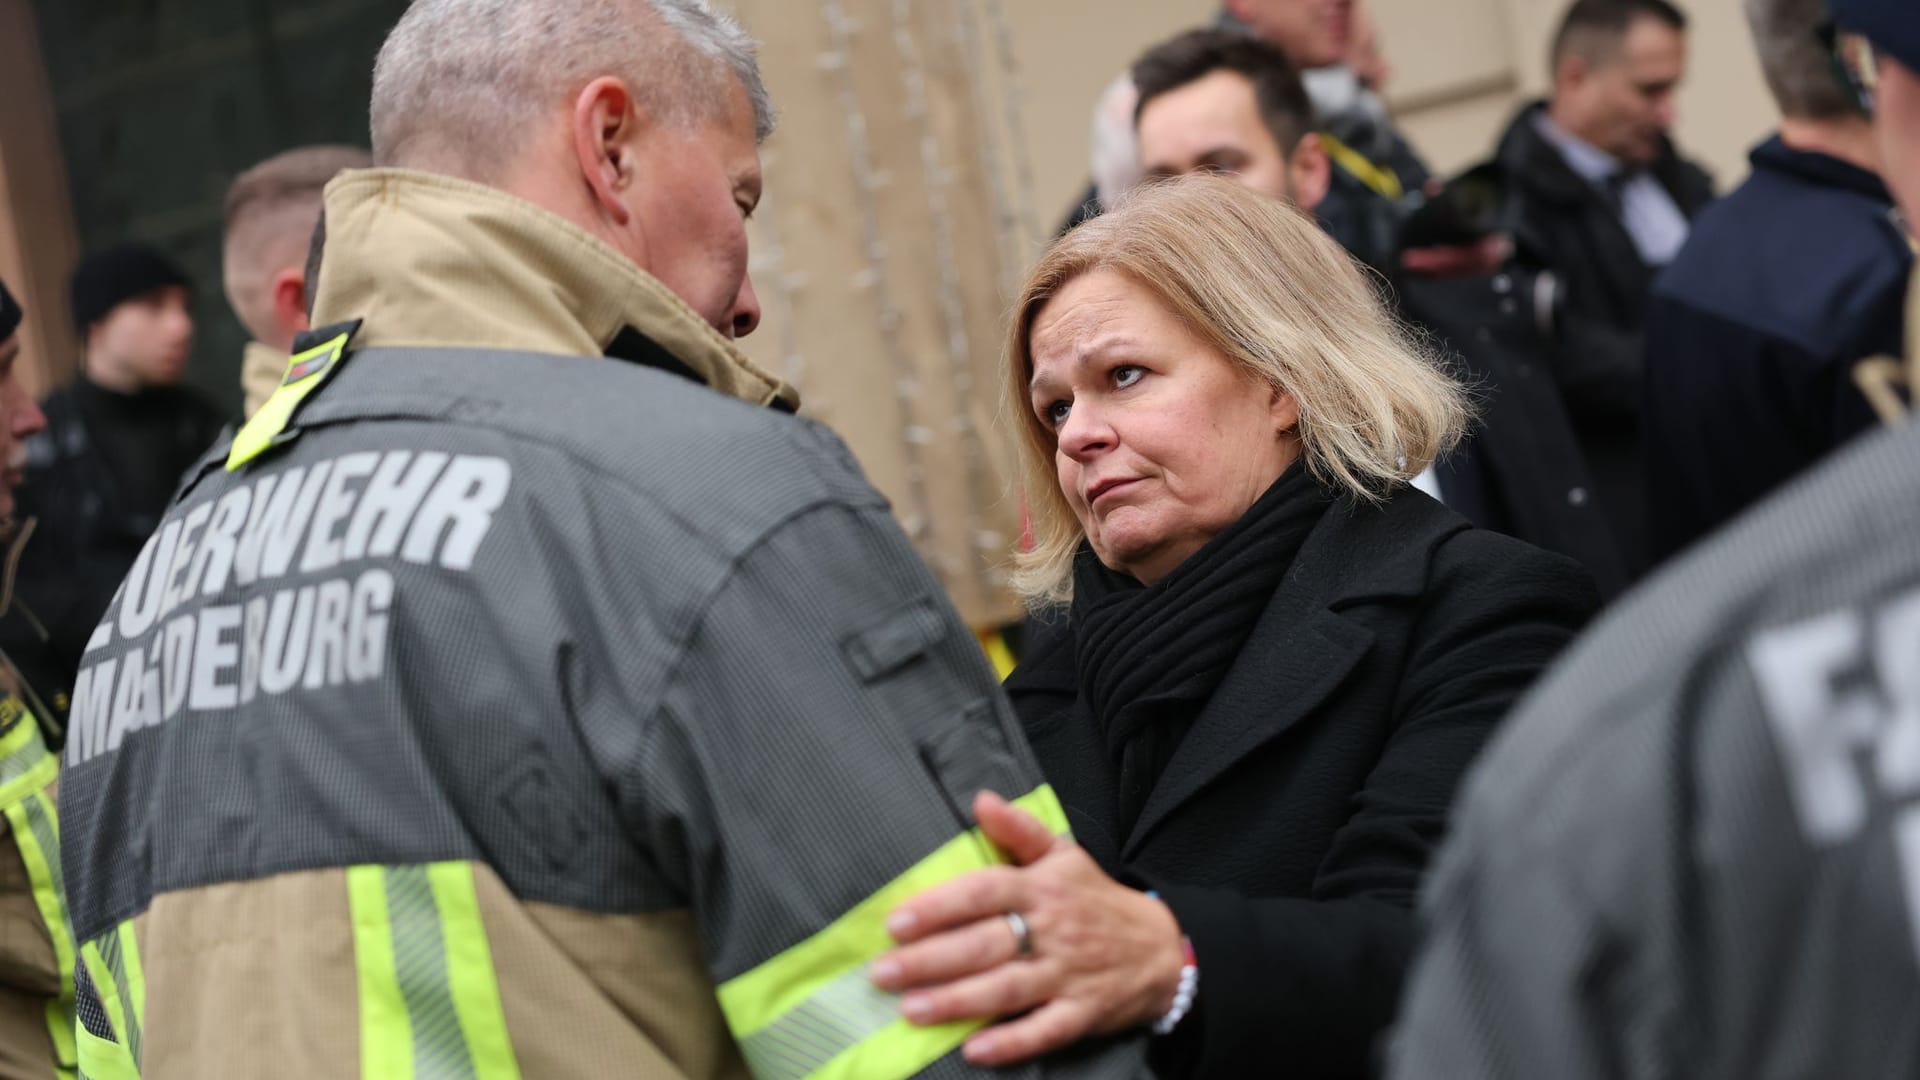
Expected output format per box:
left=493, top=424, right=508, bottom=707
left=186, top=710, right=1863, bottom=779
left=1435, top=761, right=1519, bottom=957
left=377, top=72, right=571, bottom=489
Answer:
left=1492, top=274, right=1513, bottom=295
left=1567, top=487, right=1589, bottom=506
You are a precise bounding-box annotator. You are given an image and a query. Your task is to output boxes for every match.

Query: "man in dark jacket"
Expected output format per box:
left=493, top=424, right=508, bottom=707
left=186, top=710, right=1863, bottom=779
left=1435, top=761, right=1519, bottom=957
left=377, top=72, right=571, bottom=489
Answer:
left=0, top=244, right=224, bottom=727
left=1643, top=0, right=1909, bottom=560
left=1484, top=0, right=1714, bottom=576
left=1131, top=27, right=1638, bottom=596
left=1217, top=0, right=1432, bottom=271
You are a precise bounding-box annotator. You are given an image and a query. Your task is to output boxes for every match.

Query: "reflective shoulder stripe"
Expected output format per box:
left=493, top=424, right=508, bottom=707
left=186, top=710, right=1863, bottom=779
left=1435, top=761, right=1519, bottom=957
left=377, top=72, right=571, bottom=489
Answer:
left=718, top=784, right=1071, bottom=1080
left=348, top=862, right=522, bottom=1080
left=226, top=329, right=351, bottom=471
left=5, top=788, right=77, bottom=1075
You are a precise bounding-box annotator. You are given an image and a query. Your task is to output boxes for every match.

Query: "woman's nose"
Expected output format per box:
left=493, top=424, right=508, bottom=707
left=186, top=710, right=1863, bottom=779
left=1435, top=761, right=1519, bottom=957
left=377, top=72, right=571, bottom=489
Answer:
left=1057, top=403, right=1113, bottom=460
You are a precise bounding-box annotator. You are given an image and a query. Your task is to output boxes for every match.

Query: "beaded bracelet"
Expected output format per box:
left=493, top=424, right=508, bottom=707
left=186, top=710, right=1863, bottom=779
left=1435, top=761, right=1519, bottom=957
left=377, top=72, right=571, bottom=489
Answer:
left=1144, top=891, right=1199, bottom=1036
left=1152, top=936, right=1200, bottom=1035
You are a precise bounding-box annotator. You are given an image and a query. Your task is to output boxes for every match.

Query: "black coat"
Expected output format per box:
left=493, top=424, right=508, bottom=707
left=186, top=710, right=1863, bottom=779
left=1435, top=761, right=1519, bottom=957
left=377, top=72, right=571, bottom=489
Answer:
left=1643, top=136, right=1910, bottom=561
left=2, top=378, right=225, bottom=730
left=1397, top=271, right=1637, bottom=598
left=1007, top=489, right=1598, bottom=1078
left=1486, top=102, right=1714, bottom=575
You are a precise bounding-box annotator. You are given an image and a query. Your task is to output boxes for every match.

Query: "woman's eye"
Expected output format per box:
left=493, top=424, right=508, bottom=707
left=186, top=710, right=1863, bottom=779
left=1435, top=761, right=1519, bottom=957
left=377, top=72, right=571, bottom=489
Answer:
left=1113, top=365, right=1144, bottom=389
left=1044, top=400, right=1071, bottom=427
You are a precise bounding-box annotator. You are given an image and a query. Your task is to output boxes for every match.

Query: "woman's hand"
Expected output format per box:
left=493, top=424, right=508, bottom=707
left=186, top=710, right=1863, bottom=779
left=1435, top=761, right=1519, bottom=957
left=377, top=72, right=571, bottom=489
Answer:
left=870, top=790, right=1187, bottom=1067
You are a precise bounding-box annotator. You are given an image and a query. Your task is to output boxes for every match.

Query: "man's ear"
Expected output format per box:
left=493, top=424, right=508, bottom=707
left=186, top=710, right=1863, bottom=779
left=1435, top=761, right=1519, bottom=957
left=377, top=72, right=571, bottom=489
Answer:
left=1553, top=53, right=1589, bottom=100
left=572, top=75, right=641, bottom=225
left=1288, top=133, right=1332, bottom=214
left=269, top=267, right=309, bottom=344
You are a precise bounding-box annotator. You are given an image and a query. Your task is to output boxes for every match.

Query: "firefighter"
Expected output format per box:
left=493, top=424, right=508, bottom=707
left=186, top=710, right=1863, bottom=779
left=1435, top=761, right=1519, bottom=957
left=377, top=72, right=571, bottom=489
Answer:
left=54, top=1, right=1145, bottom=1077
left=0, top=276, right=72, bottom=1080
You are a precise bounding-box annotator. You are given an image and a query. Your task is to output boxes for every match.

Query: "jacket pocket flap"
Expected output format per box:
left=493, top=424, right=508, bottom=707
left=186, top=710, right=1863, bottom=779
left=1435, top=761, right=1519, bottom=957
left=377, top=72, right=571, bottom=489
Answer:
left=841, top=598, right=948, bottom=682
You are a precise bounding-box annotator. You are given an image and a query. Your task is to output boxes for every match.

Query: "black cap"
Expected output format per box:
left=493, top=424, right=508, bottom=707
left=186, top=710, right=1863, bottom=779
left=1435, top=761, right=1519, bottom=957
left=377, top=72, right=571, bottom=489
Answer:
left=1830, top=0, right=1920, bottom=76
left=0, top=278, right=19, bottom=343
left=68, top=242, right=191, bottom=332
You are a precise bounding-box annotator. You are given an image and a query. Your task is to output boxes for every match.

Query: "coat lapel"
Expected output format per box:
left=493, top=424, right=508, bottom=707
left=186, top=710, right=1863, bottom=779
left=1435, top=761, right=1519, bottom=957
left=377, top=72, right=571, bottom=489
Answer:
left=1121, top=584, right=1372, bottom=861
left=1117, top=494, right=1462, bottom=860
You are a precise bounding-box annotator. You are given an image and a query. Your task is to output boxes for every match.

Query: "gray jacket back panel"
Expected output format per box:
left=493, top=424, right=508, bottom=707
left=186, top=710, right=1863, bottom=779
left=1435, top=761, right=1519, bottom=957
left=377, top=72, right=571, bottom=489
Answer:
left=60, top=344, right=1146, bottom=1079
left=1392, top=420, right=1920, bottom=1079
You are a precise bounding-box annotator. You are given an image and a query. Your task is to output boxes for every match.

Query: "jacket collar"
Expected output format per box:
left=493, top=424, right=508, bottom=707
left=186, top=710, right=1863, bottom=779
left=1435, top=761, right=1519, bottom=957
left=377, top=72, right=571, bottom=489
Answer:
left=309, top=168, right=797, bottom=411
left=1121, top=490, right=1467, bottom=858
left=1496, top=100, right=1697, bottom=209
left=1749, top=134, right=1893, bottom=203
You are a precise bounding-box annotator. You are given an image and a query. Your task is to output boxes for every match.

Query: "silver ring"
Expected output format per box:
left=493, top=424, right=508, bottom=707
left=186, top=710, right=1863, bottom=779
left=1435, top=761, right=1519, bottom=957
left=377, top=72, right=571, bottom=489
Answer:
left=1004, top=911, right=1034, bottom=958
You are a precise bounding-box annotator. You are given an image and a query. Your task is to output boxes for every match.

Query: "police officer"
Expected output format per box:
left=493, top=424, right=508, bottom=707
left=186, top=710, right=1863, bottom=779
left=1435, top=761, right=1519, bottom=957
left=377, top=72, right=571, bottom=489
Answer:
left=55, top=1, right=1146, bottom=1077
left=0, top=278, right=73, bottom=1080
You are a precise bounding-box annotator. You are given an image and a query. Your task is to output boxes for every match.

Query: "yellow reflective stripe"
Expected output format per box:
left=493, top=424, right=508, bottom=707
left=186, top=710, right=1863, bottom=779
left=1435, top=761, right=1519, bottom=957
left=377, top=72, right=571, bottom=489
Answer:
left=80, top=943, right=136, bottom=1072
left=348, top=865, right=412, bottom=1080
left=0, top=710, right=56, bottom=809
left=349, top=862, right=522, bottom=1080
left=75, top=1028, right=139, bottom=1080
left=424, top=862, right=521, bottom=1080
left=1320, top=132, right=1405, bottom=200
left=226, top=330, right=349, bottom=471
left=5, top=789, right=77, bottom=1073
left=113, top=922, right=145, bottom=1043
left=718, top=785, right=1070, bottom=1079
left=974, top=629, right=1017, bottom=681
left=89, top=924, right=141, bottom=1067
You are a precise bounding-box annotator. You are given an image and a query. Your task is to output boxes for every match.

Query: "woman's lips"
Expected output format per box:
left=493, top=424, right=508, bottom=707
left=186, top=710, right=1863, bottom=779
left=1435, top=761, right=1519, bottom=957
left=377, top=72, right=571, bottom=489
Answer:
left=1087, top=477, right=1141, bottom=508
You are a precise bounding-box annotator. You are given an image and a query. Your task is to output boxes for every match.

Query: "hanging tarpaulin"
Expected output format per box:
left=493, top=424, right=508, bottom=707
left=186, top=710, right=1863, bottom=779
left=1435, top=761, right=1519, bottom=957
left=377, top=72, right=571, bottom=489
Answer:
left=725, top=0, right=1043, bottom=630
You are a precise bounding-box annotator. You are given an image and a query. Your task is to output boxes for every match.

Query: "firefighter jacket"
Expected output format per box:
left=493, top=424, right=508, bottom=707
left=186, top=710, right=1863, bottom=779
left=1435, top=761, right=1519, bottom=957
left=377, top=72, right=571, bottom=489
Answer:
left=57, top=168, right=1147, bottom=1080
left=0, top=675, right=73, bottom=1080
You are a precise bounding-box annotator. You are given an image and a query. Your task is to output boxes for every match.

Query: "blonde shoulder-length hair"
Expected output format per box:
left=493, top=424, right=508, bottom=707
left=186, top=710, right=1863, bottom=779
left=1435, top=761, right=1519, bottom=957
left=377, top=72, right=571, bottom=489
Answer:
left=1004, top=173, right=1470, bottom=606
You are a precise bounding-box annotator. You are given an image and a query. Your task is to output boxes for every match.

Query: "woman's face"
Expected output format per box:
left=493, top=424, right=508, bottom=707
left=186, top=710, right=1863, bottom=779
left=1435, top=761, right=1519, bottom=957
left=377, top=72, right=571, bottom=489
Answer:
left=1028, top=269, right=1300, bottom=586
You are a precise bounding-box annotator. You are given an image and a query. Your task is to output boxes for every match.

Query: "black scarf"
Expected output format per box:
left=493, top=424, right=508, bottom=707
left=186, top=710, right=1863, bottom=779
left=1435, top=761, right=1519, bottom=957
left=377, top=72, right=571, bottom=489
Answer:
left=1071, top=464, right=1331, bottom=837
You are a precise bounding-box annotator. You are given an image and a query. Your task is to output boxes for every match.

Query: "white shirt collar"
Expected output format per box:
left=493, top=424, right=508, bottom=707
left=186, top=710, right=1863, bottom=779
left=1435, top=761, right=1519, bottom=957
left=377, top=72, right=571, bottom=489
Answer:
left=1533, top=111, right=1622, bottom=184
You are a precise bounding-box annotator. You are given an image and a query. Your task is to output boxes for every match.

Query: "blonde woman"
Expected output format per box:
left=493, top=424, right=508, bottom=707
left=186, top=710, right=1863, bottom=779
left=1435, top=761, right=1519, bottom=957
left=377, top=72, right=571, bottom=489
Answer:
left=872, top=175, right=1598, bottom=1077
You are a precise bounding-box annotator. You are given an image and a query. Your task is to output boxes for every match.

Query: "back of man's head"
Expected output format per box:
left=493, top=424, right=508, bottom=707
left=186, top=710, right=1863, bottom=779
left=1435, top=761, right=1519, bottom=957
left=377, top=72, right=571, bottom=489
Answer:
left=1745, top=0, right=1855, bottom=120
left=223, top=145, right=371, bottom=350
left=1132, top=30, right=1315, bottom=165
left=370, top=0, right=774, bottom=181
left=1551, top=0, right=1689, bottom=74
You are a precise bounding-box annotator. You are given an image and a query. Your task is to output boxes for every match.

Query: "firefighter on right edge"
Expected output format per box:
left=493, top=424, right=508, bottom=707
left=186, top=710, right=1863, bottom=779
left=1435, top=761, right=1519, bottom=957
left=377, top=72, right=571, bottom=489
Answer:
left=51, top=2, right=1149, bottom=1078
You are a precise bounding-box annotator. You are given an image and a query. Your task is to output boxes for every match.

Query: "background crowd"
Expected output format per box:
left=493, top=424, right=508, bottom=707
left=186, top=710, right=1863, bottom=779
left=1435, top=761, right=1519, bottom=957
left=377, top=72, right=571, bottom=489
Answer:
left=0, top=0, right=1914, bottom=1077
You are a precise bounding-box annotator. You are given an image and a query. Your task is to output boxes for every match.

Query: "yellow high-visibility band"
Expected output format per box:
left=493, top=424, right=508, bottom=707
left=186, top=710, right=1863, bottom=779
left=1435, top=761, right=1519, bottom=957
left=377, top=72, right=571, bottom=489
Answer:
left=1320, top=132, right=1405, bottom=201
left=5, top=784, right=75, bottom=1076
left=0, top=708, right=56, bottom=809
left=348, top=862, right=523, bottom=1080
left=719, top=785, right=1071, bottom=1080
left=75, top=1028, right=139, bottom=1080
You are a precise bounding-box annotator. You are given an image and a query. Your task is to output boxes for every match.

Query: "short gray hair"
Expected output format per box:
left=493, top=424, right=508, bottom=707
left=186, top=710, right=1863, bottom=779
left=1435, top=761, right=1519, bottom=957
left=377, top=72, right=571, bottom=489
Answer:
left=1744, top=0, right=1853, bottom=120
left=371, top=0, right=775, bottom=177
